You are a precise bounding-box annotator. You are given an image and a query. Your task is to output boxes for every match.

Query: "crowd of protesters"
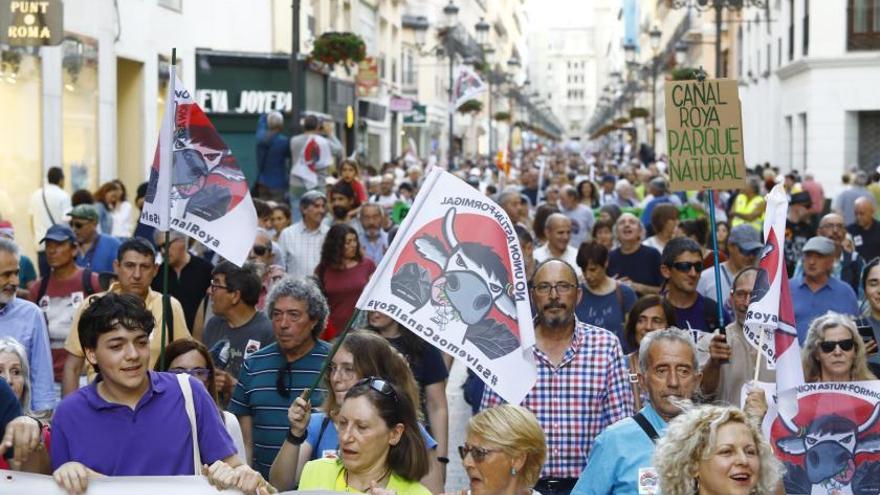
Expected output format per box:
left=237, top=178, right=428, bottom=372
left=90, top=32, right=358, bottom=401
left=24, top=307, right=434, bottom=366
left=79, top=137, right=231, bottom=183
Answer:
left=1, top=111, right=879, bottom=494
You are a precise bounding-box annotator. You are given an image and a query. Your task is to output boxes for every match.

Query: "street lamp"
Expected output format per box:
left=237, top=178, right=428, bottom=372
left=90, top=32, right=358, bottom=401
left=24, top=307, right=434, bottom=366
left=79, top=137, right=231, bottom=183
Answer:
left=475, top=17, right=490, bottom=45
left=443, top=1, right=459, bottom=28
left=675, top=41, right=688, bottom=65
left=412, top=16, right=429, bottom=47
left=648, top=26, right=662, bottom=149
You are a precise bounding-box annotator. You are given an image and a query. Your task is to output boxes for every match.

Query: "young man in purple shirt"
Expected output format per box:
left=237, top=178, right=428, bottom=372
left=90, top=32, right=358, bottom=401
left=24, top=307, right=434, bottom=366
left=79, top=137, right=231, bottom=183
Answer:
left=49, top=292, right=272, bottom=494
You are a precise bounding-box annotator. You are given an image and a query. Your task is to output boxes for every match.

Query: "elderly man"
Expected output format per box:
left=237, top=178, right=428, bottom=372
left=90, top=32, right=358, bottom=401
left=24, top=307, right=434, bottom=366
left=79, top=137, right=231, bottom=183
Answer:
left=572, top=327, right=701, bottom=495
left=790, top=236, right=860, bottom=340
left=357, top=202, right=389, bottom=265
left=847, top=196, right=880, bottom=262
left=699, top=267, right=775, bottom=406
left=796, top=213, right=864, bottom=292
left=0, top=238, right=55, bottom=412
left=534, top=213, right=580, bottom=277
left=370, top=173, right=400, bottom=215
left=227, top=276, right=330, bottom=478
left=497, top=188, right=525, bottom=227
left=559, top=185, right=595, bottom=248
left=482, top=259, right=632, bottom=495
left=608, top=213, right=662, bottom=296
left=278, top=190, right=329, bottom=280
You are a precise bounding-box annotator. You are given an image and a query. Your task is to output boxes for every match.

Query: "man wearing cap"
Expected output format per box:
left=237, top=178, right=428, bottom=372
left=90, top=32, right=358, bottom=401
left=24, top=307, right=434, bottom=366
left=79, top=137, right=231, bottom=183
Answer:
left=28, top=225, right=101, bottom=383
left=278, top=190, right=329, bottom=280
left=697, top=224, right=761, bottom=309
left=847, top=197, right=880, bottom=262
left=795, top=213, right=864, bottom=292
left=69, top=204, right=121, bottom=274
left=790, top=236, right=860, bottom=340
left=785, top=192, right=816, bottom=276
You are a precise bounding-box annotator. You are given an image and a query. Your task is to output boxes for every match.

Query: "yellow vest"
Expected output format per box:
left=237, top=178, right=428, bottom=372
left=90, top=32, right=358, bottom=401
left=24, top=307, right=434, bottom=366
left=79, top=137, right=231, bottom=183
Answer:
left=731, top=194, right=764, bottom=230
left=299, top=458, right=431, bottom=495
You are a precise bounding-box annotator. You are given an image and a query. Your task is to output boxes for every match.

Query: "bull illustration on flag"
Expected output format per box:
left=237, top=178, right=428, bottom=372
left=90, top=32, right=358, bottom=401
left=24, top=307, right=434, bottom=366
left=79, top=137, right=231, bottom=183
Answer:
left=141, top=71, right=257, bottom=266
left=771, top=381, right=880, bottom=495
left=356, top=168, right=537, bottom=404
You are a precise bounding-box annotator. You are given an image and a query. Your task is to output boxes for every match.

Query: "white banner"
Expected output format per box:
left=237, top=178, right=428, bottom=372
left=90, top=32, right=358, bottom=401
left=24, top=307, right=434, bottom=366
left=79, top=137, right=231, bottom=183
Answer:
left=0, top=470, right=331, bottom=494
left=141, top=74, right=258, bottom=267
left=356, top=168, right=537, bottom=404
left=451, top=66, right=487, bottom=110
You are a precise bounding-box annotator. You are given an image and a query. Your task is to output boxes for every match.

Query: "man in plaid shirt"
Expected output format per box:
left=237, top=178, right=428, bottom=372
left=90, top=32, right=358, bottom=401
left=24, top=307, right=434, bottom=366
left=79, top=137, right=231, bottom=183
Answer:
left=481, top=259, right=633, bottom=495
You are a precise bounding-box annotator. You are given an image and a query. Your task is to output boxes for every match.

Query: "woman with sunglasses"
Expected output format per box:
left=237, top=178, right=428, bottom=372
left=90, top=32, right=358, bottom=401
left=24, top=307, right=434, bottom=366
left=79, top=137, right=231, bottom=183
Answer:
left=802, top=311, right=877, bottom=382
left=297, top=376, right=430, bottom=495
left=157, top=339, right=247, bottom=462
left=452, top=404, right=546, bottom=495
left=270, top=330, right=441, bottom=492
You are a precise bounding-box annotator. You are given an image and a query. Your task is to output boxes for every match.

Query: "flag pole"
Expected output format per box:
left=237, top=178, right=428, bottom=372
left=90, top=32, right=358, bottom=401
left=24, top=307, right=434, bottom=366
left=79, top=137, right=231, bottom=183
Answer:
left=753, top=329, right=765, bottom=382
left=708, top=189, right=725, bottom=336
left=159, top=47, right=177, bottom=371
left=300, top=308, right=362, bottom=402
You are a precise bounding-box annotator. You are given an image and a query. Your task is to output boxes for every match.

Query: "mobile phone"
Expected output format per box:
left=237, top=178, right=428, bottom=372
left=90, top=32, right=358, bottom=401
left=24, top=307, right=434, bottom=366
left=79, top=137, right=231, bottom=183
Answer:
left=857, top=321, right=877, bottom=355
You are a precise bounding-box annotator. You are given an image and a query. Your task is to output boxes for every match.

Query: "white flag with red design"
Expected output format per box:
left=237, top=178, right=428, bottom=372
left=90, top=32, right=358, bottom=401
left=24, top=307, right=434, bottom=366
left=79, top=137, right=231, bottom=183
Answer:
left=291, top=135, right=334, bottom=189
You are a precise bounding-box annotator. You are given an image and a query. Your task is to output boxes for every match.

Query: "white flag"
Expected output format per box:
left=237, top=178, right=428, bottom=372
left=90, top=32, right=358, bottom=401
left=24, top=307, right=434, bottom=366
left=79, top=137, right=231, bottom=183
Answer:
left=140, top=75, right=257, bottom=267
left=451, top=65, right=487, bottom=110
left=356, top=168, right=537, bottom=404
left=291, top=135, right=334, bottom=189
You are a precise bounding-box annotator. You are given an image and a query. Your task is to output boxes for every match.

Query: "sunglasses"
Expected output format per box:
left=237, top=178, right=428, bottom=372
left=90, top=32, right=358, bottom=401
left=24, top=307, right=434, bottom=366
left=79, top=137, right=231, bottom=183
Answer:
left=670, top=261, right=703, bottom=273
left=458, top=444, right=501, bottom=463
left=252, top=245, right=270, bottom=256
left=819, top=338, right=855, bottom=353
left=354, top=377, right=398, bottom=403
left=276, top=361, right=295, bottom=398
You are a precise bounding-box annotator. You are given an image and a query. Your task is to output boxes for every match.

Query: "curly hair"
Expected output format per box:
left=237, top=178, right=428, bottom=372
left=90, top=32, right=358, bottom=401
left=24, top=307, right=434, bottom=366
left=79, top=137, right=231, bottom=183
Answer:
left=802, top=311, right=877, bottom=382
left=654, top=405, right=783, bottom=495
left=467, top=405, right=547, bottom=488
left=315, top=223, right=361, bottom=283
left=265, top=276, right=329, bottom=339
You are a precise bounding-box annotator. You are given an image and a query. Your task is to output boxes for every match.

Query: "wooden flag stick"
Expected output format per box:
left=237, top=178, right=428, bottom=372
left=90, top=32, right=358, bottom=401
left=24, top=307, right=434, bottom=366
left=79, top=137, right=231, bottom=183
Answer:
left=753, top=329, right=766, bottom=382
left=159, top=47, right=177, bottom=370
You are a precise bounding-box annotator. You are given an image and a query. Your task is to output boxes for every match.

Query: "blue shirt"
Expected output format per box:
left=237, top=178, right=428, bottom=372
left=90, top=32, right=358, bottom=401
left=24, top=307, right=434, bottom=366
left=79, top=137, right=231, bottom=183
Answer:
left=572, top=403, right=667, bottom=495
left=305, top=412, right=438, bottom=460
left=255, top=115, right=292, bottom=190
left=51, top=372, right=235, bottom=474
left=0, top=297, right=55, bottom=411
left=75, top=233, right=121, bottom=274
left=575, top=283, right=637, bottom=353
left=790, top=275, right=860, bottom=342
left=360, top=230, right=389, bottom=266
left=227, top=340, right=329, bottom=477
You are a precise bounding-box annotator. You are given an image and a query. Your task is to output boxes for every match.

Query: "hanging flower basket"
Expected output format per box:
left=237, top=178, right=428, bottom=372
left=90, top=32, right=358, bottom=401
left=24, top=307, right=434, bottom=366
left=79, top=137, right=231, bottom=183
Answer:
left=457, top=99, right=483, bottom=114
left=493, top=111, right=510, bottom=121
left=671, top=67, right=702, bottom=81
left=629, top=107, right=649, bottom=119
left=309, top=32, right=367, bottom=67
left=614, top=117, right=630, bottom=126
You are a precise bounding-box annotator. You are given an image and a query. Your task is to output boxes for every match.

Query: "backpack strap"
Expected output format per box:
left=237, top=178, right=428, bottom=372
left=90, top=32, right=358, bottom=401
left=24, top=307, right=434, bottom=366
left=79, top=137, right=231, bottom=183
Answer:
left=633, top=412, right=660, bottom=444
left=36, top=275, right=51, bottom=303
left=310, top=415, right=333, bottom=460
left=81, top=269, right=95, bottom=296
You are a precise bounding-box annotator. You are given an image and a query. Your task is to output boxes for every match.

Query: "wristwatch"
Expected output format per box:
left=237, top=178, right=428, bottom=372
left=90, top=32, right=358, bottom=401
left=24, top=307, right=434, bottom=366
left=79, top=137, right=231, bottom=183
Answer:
left=286, top=429, right=307, bottom=445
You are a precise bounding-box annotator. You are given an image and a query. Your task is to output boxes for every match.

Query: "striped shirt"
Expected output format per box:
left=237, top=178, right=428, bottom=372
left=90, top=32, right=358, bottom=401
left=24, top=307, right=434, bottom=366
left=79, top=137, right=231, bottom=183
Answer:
left=228, top=341, right=330, bottom=477
left=480, top=320, right=633, bottom=478
left=278, top=221, right=329, bottom=280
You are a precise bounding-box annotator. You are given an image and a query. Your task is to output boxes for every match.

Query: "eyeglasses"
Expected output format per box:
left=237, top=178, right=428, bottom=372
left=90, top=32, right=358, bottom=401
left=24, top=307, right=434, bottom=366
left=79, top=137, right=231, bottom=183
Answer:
left=167, top=367, right=212, bottom=382
left=252, top=245, right=270, bottom=256
left=71, top=222, right=89, bottom=230
left=354, top=377, right=398, bottom=403
left=276, top=361, right=295, bottom=398
left=732, top=289, right=752, bottom=300
left=532, top=282, right=577, bottom=295
left=329, top=363, right=356, bottom=378
left=209, top=282, right=230, bottom=292
left=819, top=338, right=855, bottom=353
left=458, top=444, right=501, bottom=463
left=669, top=261, right=703, bottom=273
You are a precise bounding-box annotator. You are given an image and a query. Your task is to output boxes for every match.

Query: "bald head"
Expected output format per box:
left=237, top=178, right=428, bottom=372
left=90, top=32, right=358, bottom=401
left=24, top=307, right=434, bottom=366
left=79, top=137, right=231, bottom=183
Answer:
left=818, top=213, right=846, bottom=245
left=546, top=213, right=572, bottom=253
left=855, top=197, right=876, bottom=228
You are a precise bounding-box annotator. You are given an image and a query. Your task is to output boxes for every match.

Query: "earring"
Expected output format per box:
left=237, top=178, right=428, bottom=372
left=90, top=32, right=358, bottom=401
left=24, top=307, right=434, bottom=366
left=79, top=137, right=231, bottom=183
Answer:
left=510, top=467, right=517, bottom=476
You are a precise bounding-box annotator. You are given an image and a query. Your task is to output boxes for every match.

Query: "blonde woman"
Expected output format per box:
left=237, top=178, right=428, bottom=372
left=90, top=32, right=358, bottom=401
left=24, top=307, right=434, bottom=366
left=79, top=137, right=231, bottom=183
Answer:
left=451, top=404, right=546, bottom=495
left=802, top=311, right=877, bottom=382
left=654, top=405, right=782, bottom=495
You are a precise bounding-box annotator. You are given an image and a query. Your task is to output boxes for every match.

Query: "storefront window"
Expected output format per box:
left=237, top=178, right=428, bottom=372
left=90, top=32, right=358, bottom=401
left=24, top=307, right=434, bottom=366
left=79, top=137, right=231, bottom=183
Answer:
left=62, top=35, right=98, bottom=192
left=0, top=47, right=42, bottom=254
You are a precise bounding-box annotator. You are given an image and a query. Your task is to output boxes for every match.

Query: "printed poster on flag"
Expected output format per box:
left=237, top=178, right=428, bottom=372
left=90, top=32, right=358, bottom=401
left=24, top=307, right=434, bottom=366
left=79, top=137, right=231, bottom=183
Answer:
left=451, top=65, right=487, bottom=111
left=140, top=72, right=257, bottom=267
left=291, top=135, right=334, bottom=189
left=356, top=168, right=537, bottom=404
left=770, top=381, right=880, bottom=495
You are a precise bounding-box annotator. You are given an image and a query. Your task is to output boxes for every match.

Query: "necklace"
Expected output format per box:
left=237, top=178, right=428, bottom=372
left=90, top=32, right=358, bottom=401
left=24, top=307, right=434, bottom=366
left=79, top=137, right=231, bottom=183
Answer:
left=344, top=467, right=392, bottom=493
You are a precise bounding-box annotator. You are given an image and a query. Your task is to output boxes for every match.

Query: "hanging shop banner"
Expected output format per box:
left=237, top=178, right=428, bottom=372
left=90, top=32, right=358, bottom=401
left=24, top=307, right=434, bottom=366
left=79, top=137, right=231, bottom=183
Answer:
left=664, top=78, right=747, bottom=192
left=356, top=57, right=379, bottom=98
left=0, top=0, right=63, bottom=46
left=403, top=104, right=427, bottom=127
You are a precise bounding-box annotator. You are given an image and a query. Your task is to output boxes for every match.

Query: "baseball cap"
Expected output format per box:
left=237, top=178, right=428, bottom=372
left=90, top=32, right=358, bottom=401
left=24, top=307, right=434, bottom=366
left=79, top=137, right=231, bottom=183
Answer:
left=790, top=192, right=812, bottom=207
left=803, top=236, right=835, bottom=256
left=69, top=204, right=99, bottom=221
left=728, top=224, right=762, bottom=253
left=41, top=224, right=76, bottom=244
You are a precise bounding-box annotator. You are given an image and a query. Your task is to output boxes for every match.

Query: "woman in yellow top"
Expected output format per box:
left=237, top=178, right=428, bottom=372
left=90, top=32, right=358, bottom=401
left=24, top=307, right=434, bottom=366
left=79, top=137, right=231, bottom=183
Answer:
left=298, top=377, right=431, bottom=495
left=730, top=178, right=765, bottom=231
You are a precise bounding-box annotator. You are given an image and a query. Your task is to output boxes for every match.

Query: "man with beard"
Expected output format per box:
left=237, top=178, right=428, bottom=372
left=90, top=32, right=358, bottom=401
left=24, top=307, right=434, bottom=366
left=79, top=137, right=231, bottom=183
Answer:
left=329, top=181, right=357, bottom=224
left=481, top=259, right=633, bottom=495
left=572, top=327, right=702, bottom=495
left=0, top=238, right=55, bottom=412
left=356, top=203, right=388, bottom=265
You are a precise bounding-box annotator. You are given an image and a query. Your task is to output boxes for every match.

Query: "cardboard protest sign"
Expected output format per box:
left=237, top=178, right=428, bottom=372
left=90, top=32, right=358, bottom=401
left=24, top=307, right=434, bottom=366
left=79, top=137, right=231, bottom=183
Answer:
left=665, top=79, right=747, bottom=192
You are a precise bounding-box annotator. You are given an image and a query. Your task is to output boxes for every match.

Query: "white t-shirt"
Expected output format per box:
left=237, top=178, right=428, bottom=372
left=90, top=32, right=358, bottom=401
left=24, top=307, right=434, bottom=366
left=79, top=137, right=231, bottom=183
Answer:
left=28, top=184, right=71, bottom=250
